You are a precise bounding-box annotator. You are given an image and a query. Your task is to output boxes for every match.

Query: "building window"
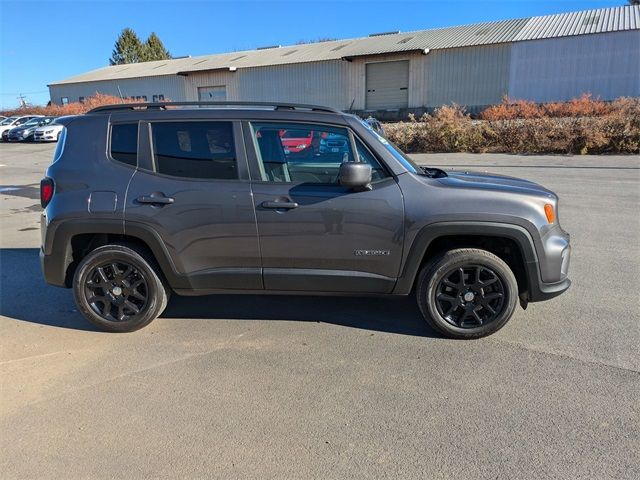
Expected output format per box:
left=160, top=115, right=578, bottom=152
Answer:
left=61, top=97, right=69, bottom=105
left=151, top=121, right=237, bottom=180
left=152, top=94, right=165, bottom=102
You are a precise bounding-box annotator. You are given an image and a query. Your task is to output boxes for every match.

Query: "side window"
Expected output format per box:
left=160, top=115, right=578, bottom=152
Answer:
left=110, top=123, right=138, bottom=166
left=250, top=122, right=389, bottom=184
left=355, top=139, right=389, bottom=181
left=151, top=121, right=237, bottom=180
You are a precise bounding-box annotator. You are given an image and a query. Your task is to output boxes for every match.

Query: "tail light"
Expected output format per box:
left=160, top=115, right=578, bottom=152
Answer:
left=40, top=177, right=54, bottom=208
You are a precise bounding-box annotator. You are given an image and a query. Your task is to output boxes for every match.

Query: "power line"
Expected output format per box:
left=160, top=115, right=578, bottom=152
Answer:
left=0, top=90, right=49, bottom=96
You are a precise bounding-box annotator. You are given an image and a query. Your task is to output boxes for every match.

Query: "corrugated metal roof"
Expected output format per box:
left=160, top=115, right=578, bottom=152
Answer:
left=513, top=5, right=639, bottom=41
left=50, top=5, right=640, bottom=86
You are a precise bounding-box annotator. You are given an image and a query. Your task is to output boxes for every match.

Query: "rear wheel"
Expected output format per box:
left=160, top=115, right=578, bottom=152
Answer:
left=73, top=244, right=169, bottom=332
left=416, top=248, right=518, bottom=339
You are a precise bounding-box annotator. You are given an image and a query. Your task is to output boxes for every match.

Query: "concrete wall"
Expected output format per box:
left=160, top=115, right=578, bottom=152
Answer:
left=509, top=30, right=640, bottom=102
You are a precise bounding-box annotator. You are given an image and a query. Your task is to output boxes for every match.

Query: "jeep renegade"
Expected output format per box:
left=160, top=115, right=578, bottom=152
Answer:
left=40, top=102, right=571, bottom=338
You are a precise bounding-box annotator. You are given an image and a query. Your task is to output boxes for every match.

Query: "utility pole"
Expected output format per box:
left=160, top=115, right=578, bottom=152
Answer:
left=17, top=94, right=27, bottom=108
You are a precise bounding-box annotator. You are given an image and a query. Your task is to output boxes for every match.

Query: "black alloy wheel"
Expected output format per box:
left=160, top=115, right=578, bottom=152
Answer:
left=84, top=261, right=149, bottom=322
left=73, top=244, right=169, bottom=332
left=416, top=248, right=518, bottom=339
left=434, top=265, right=505, bottom=328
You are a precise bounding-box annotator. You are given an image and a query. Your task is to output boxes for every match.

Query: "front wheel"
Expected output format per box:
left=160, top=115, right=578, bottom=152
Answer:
left=73, top=244, right=169, bottom=332
left=416, top=248, right=518, bottom=339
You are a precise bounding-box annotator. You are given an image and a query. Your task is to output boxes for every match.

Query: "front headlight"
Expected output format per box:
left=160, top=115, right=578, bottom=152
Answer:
left=44, top=129, right=53, bottom=134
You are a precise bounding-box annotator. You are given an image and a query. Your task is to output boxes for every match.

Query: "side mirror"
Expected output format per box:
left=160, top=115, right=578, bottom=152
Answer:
left=338, top=162, right=372, bottom=191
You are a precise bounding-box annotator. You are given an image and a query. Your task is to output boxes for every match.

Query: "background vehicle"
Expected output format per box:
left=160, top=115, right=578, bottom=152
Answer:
left=364, top=116, right=385, bottom=135
left=34, top=121, right=64, bottom=142
left=279, top=129, right=315, bottom=157
left=0, top=115, right=43, bottom=141
left=318, top=131, right=349, bottom=155
left=7, top=116, right=56, bottom=142
left=40, top=101, right=571, bottom=338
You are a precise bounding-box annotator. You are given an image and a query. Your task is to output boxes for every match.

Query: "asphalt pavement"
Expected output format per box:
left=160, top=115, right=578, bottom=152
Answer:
left=1, top=143, right=638, bottom=479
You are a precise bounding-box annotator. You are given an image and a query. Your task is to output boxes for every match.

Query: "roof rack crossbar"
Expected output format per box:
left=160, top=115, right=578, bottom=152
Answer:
left=87, top=101, right=341, bottom=114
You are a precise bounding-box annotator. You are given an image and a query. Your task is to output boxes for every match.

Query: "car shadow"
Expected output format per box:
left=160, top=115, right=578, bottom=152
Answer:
left=0, top=248, right=438, bottom=338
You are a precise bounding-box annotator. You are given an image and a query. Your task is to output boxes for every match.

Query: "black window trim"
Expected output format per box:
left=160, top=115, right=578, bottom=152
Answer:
left=143, top=119, right=249, bottom=182
left=243, top=119, right=394, bottom=186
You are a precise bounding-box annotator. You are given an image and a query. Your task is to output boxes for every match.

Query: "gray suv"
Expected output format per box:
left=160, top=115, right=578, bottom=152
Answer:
left=40, top=102, right=571, bottom=338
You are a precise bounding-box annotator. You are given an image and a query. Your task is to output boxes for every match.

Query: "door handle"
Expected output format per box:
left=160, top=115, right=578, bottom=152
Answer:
left=261, top=201, right=299, bottom=210
left=137, top=194, right=175, bottom=205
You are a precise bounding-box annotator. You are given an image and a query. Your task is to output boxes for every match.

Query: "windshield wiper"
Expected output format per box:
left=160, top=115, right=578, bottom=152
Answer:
left=420, top=166, right=448, bottom=178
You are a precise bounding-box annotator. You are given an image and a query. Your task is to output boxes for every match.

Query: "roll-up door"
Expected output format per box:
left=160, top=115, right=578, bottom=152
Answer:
left=365, top=61, right=409, bottom=109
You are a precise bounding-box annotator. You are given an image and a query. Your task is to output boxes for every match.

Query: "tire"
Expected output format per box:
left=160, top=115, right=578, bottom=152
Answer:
left=73, top=244, right=169, bottom=332
left=416, top=248, right=518, bottom=339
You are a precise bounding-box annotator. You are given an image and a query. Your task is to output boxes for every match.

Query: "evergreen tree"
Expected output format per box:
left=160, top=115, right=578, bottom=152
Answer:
left=142, top=33, right=172, bottom=62
left=109, top=28, right=144, bottom=65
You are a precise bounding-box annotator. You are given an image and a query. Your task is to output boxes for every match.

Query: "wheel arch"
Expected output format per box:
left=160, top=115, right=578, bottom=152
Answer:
left=393, top=222, right=539, bottom=296
left=44, top=219, right=180, bottom=288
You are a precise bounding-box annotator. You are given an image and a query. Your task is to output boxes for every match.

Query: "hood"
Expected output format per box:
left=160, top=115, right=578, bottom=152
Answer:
left=436, top=170, right=555, bottom=198
left=35, top=124, right=58, bottom=132
left=10, top=125, right=36, bottom=134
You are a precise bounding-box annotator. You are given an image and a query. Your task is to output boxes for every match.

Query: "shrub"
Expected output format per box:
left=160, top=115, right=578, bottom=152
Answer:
left=384, top=96, right=640, bottom=155
left=0, top=93, right=143, bottom=117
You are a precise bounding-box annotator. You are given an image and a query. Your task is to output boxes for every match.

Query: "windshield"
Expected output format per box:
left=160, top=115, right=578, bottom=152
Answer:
left=23, top=118, right=44, bottom=126
left=359, top=119, right=421, bottom=174
left=1, top=117, right=18, bottom=125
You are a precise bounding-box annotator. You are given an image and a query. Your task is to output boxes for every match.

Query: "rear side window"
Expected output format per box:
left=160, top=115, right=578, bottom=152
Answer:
left=110, top=123, right=138, bottom=166
left=151, top=121, right=236, bottom=180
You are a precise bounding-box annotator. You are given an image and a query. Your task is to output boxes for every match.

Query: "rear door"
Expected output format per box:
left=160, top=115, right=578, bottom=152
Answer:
left=125, top=118, right=261, bottom=291
left=245, top=120, right=405, bottom=293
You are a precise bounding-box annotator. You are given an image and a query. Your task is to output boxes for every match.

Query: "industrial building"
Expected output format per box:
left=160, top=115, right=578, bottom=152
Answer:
left=49, top=5, right=640, bottom=117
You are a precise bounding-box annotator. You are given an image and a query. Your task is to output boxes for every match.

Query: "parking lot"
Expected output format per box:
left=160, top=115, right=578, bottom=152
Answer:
left=1, top=142, right=639, bottom=479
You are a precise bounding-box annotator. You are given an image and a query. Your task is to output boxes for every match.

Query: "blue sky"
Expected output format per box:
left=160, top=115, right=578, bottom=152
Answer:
left=0, top=0, right=628, bottom=108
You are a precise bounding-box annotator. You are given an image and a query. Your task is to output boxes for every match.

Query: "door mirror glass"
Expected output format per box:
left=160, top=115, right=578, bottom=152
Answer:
left=338, top=162, right=372, bottom=191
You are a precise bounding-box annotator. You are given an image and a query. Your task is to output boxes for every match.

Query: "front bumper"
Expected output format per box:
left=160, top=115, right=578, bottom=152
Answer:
left=34, top=132, right=58, bottom=141
left=527, top=228, right=571, bottom=302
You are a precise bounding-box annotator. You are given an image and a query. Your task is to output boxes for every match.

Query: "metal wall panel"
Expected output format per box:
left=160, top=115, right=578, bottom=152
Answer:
left=423, top=44, right=512, bottom=108
left=509, top=30, right=640, bottom=102
left=48, top=75, right=187, bottom=105
left=234, top=61, right=348, bottom=109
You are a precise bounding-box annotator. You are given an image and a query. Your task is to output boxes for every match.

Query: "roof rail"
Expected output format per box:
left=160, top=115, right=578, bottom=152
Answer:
left=87, top=101, right=342, bottom=114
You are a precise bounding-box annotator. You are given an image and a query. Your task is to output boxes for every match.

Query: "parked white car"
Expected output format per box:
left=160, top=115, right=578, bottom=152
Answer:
left=34, top=122, right=64, bottom=142
left=0, top=115, right=44, bottom=141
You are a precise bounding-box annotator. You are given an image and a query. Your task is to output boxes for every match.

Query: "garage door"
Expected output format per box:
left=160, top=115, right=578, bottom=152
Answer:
left=365, top=61, right=409, bottom=110
left=198, top=86, right=226, bottom=102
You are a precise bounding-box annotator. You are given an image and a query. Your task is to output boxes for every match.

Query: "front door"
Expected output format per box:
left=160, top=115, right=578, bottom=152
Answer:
left=125, top=119, right=261, bottom=290
left=246, top=121, right=404, bottom=293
